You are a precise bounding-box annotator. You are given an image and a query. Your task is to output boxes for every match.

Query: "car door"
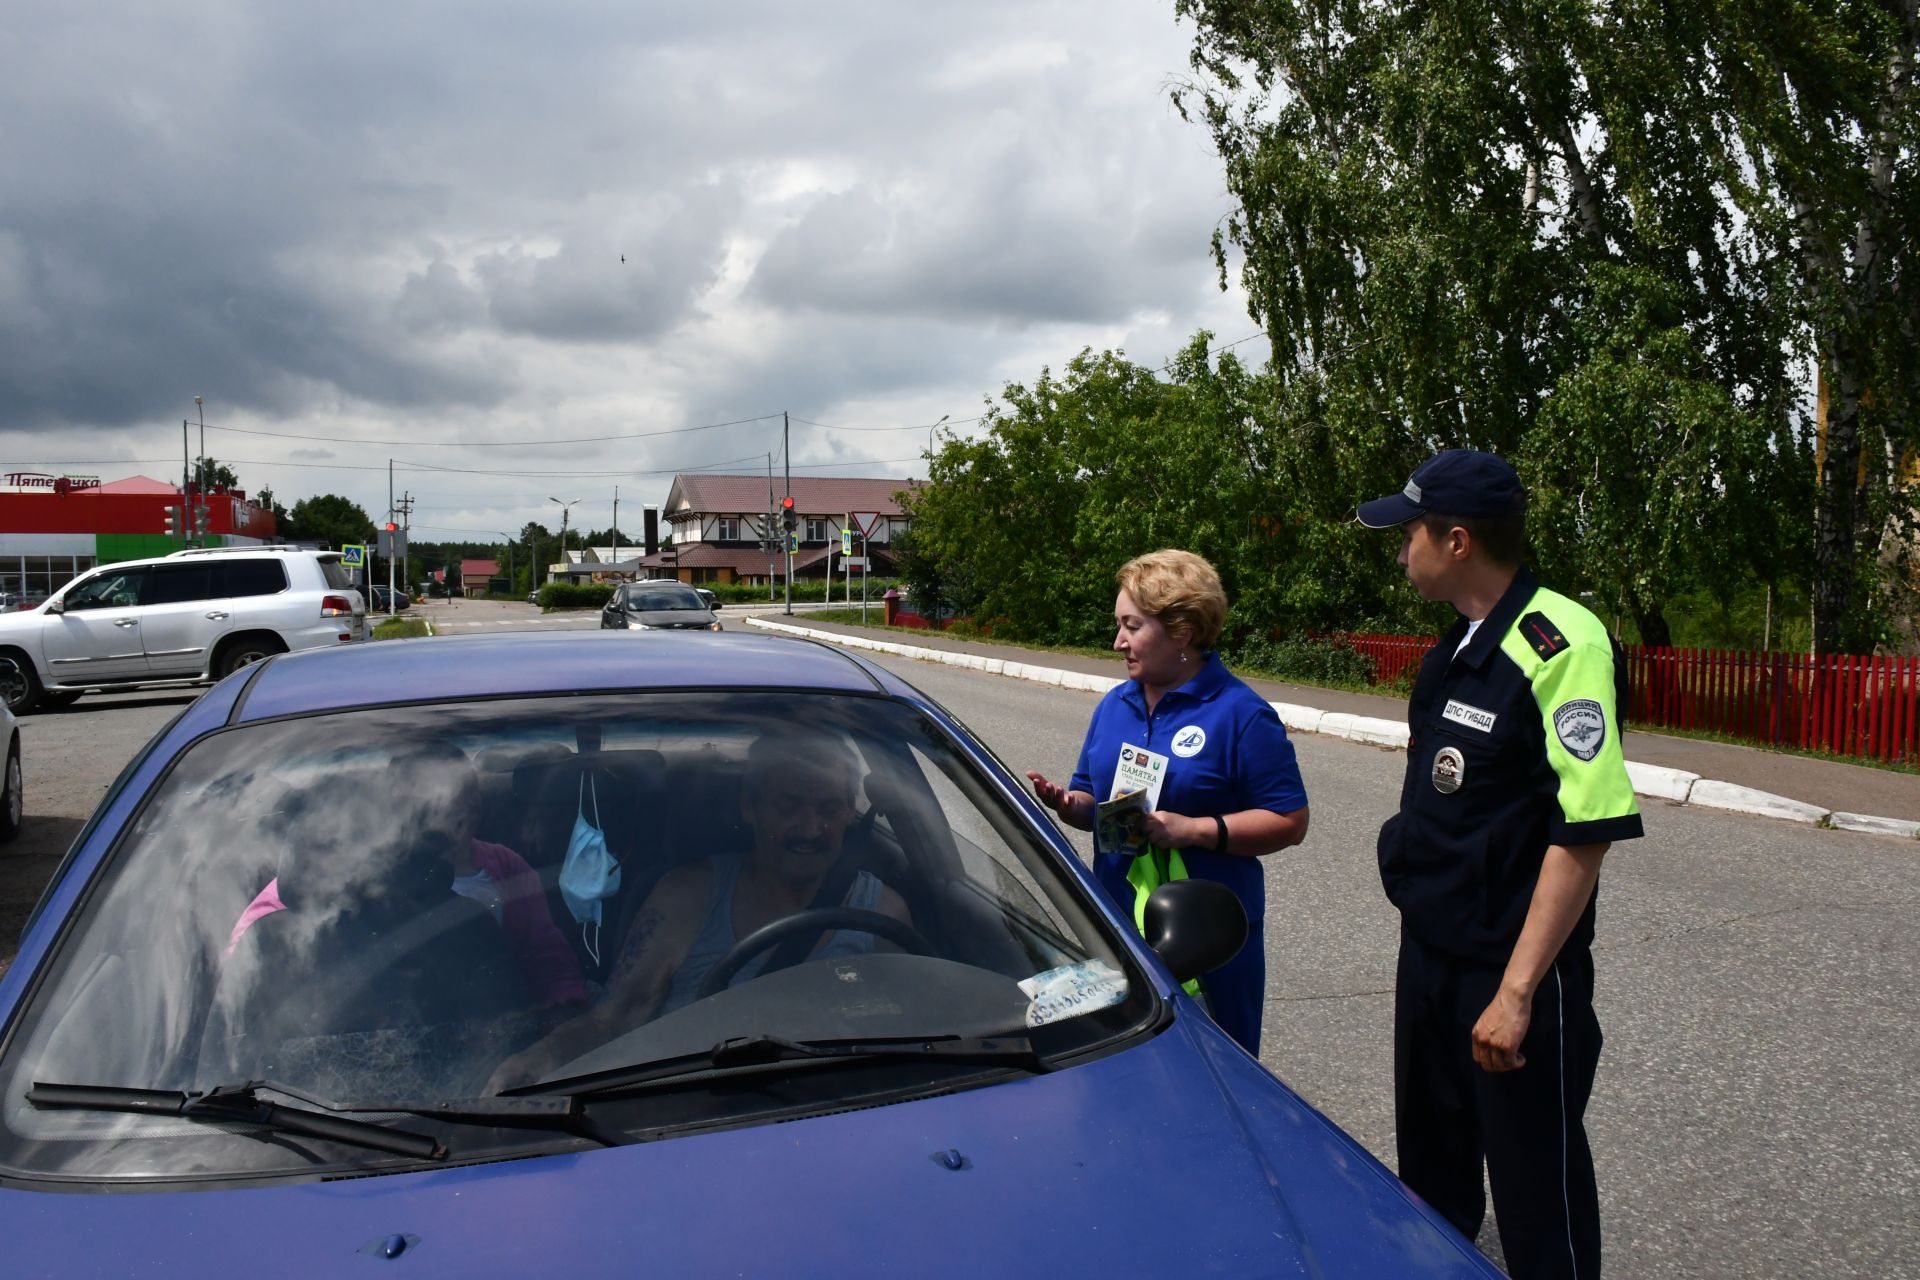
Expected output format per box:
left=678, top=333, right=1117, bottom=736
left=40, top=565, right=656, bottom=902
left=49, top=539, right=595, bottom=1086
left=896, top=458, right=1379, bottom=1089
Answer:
left=601, top=588, right=628, bottom=628
left=136, top=562, right=226, bottom=677
left=41, top=567, right=153, bottom=683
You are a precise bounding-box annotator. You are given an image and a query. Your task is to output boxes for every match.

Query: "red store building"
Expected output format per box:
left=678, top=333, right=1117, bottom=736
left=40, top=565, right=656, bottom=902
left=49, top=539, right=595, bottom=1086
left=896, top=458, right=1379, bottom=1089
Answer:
left=0, top=472, right=278, bottom=600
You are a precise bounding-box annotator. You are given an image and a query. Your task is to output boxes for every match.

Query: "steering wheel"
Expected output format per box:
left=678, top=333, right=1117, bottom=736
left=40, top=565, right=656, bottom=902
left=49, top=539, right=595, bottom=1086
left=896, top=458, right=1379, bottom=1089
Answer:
left=694, top=907, right=934, bottom=1000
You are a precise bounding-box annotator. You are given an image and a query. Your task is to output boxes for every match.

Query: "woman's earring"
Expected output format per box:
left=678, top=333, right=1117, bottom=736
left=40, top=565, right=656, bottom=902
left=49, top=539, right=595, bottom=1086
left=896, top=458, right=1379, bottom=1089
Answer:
left=1179, top=650, right=1189, bottom=663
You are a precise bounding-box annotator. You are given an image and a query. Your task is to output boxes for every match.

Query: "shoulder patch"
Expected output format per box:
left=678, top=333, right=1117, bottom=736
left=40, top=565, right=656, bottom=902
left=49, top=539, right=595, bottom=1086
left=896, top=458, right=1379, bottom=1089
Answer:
left=1518, top=611, right=1569, bottom=661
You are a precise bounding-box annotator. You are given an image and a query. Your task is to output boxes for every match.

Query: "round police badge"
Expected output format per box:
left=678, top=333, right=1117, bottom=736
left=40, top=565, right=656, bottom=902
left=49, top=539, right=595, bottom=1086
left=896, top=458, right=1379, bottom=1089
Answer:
left=1431, top=746, right=1465, bottom=794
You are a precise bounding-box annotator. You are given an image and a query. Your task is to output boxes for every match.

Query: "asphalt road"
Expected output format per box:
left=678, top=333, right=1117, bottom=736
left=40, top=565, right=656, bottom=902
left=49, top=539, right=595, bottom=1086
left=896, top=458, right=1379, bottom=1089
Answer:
left=864, top=651, right=1920, bottom=1280
left=2, top=611, right=1914, bottom=1277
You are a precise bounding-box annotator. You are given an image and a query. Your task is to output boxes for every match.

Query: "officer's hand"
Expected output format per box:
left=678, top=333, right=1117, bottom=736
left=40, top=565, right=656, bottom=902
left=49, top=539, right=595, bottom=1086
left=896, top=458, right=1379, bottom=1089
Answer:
left=1471, top=987, right=1531, bottom=1072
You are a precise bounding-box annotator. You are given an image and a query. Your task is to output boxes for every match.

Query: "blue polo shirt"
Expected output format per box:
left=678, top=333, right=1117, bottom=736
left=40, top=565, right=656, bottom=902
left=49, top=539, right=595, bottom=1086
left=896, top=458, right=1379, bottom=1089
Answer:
left=1070, top=651, right=1307, bottom=1053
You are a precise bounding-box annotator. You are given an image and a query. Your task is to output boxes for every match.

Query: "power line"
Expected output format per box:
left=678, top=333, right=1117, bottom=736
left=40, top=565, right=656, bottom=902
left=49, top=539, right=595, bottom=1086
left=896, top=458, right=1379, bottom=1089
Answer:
left=201, top=412, right=785, bottom=448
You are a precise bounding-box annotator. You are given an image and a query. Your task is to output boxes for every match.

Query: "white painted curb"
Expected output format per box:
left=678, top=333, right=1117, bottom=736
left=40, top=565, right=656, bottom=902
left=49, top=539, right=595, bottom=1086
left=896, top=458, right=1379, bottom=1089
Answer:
left=747, top=616, right=1917, bottom=839
left=1623, top=761, right=1700, bottom=804
left=1686, top=780, right=1829, bottom=825
left=1828, top=812, right=1920, bottom=839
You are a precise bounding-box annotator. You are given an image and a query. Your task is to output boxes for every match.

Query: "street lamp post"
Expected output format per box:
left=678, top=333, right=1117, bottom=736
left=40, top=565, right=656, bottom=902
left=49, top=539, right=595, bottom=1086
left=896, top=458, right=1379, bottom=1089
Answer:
left=926, top=413, right=949, bottom=461
left=548, top=497, right=581, bottom=589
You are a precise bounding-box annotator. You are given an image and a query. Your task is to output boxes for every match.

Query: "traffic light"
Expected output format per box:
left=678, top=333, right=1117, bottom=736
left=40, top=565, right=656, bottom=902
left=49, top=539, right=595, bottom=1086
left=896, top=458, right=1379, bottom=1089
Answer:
left=162, top=505, right=179, bottom=536
left=192, top=503, right=210, bottom=536
left=781, top=495, right=797, bottom=533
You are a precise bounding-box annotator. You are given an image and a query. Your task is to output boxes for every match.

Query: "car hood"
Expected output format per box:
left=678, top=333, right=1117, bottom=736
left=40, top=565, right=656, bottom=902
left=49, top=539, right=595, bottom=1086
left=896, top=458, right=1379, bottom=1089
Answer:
left=0, top=1015, right=1491, bottom=1278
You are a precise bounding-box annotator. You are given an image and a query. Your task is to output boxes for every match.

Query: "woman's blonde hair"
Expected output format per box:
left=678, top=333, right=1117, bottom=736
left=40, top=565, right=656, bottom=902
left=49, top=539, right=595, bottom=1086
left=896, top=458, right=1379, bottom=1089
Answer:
left=1115, top=549, right=1227, bottom=651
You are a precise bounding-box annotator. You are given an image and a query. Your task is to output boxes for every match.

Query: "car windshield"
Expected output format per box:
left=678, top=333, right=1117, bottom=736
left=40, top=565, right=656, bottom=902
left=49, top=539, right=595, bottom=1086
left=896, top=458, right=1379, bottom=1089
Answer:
left=0, top=692, right=1149, bottom=1183
left=628, top=588, right=702, bottom=611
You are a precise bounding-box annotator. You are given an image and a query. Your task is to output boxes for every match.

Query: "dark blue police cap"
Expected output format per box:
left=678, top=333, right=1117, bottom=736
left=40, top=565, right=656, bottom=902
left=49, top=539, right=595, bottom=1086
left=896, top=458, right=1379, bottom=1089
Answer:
left=1355, top=449, right=1524, bottom=528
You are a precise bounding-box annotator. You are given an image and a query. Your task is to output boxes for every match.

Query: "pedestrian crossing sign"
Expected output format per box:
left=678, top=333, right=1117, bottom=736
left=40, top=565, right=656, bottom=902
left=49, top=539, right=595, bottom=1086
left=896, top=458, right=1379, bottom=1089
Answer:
left=341, top=544, right=366, bottom=568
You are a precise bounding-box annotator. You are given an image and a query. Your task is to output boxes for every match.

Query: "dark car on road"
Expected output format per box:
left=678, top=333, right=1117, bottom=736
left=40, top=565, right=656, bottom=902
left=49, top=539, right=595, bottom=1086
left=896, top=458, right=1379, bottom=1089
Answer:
left=366, top=585, right=410, bottom=613
left=600, top=581, right=721, bottom=632
left=0, top=630, right=1498, bottom=1276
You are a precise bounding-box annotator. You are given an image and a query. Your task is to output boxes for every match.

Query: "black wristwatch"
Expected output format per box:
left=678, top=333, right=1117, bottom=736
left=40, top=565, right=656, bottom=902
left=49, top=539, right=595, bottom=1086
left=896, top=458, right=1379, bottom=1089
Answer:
left=1213, top=815, right=1228, bottom=852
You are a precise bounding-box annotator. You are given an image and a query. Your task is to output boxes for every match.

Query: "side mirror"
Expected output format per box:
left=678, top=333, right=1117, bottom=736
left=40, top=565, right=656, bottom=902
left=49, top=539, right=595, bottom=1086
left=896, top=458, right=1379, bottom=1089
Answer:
left=1142, top=879, right=1248, bottom=985
left=45, top=598, right=64, bottom=615
left=708, top=600, right=722, bottom=610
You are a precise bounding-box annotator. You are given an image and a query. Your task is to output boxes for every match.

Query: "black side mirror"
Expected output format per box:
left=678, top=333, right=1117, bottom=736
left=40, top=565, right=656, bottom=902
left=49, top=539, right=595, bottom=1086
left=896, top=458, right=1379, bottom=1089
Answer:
left=1142, top=879, right=1248, bottom=984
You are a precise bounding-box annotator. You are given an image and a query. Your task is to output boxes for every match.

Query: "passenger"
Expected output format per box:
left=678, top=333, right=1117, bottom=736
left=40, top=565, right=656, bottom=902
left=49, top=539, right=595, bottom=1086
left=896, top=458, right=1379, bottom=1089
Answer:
left=487, top=729, right=911, bottom=1091
left=224, top=747, right=587, bottom=1019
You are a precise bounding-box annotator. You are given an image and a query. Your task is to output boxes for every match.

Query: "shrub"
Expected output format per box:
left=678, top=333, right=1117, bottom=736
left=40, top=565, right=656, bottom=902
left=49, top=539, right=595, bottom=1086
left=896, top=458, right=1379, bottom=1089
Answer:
left=538, top=582, right=616, bottom=610
left=1227, top=633, right=1376, bottom=689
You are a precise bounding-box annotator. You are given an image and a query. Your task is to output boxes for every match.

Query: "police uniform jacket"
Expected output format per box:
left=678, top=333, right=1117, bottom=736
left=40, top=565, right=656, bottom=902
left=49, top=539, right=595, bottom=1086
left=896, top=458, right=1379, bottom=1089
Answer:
left=1380, top=567, right=1643, bottom=966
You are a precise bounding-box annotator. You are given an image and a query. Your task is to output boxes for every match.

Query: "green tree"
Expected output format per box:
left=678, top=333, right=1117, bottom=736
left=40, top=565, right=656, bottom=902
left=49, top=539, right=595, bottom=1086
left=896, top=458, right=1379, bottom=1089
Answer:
left=1174, top=0, right=1913, bottom=651
left=284, top=494, right=375, bottom=551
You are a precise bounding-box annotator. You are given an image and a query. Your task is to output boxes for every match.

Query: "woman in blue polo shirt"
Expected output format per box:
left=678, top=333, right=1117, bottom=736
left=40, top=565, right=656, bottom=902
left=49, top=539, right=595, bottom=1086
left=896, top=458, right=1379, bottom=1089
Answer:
left=1027, top=549, right=1309, bottom=1055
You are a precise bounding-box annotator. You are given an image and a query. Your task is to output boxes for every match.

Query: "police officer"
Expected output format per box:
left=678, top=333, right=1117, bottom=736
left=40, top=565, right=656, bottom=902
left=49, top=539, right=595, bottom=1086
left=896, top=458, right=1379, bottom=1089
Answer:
left=1356, top=451, right=1642, bottom=1280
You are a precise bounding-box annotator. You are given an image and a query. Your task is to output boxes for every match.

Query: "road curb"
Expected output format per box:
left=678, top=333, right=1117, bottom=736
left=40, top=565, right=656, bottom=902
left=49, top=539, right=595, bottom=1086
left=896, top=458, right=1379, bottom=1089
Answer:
left=746, top=615, right=1919, bottom=840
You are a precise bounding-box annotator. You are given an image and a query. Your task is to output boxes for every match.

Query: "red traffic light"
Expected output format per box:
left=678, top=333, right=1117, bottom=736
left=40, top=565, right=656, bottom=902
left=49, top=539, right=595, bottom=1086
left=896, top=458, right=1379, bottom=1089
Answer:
left=385, top=522, right=398, bottom=531
left=780, top=496, right=794, bottom=510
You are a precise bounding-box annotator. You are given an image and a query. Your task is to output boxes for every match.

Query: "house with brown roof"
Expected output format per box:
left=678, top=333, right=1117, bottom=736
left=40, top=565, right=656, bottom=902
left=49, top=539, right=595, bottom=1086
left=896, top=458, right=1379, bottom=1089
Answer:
left=459, top=558, right=500, bottom=598
left=631, top=474, right=920, bottom=586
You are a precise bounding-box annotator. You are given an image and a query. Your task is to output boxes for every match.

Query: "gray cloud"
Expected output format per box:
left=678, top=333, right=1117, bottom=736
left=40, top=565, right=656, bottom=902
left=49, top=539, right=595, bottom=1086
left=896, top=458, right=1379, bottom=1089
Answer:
left=0, top=0, right=1251, bottom=532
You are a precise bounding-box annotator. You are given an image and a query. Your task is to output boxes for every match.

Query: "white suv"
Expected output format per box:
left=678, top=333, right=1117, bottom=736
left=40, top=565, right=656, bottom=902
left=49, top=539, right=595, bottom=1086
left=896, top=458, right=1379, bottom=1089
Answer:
left=0, top=546, right=367, bottom=713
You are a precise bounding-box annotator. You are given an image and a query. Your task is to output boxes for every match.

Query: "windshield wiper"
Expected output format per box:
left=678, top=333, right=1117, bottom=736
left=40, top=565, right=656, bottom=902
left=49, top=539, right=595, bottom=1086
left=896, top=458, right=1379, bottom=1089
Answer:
left=28, top=1080, right=622, bottom=1160
left=515, top=1031, right=1047, bottom=1100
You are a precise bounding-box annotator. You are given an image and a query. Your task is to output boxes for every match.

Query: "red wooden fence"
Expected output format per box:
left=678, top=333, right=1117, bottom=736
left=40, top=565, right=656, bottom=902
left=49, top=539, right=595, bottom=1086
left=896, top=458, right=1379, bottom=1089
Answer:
left=1339, top=631, right=1919, bottom=766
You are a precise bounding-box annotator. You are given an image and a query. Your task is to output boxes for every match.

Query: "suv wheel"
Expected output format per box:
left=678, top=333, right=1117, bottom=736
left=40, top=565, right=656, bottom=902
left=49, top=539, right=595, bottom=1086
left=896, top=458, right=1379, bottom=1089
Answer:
left=0, top=656, right=41, bottom=715
left=216, top=637, right=284, bottom=679
left=0, top=743, right=20, bottom=843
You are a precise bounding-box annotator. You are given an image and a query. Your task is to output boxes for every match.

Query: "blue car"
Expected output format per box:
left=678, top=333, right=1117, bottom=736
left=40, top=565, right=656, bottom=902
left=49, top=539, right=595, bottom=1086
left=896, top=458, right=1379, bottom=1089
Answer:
left=0, top=632, right=1497, bottom=1278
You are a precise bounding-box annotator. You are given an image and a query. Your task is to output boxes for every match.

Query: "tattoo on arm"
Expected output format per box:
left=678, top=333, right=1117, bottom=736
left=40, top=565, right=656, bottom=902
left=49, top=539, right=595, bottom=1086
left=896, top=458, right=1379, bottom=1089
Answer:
left=614, top=907, right=663, bottom=981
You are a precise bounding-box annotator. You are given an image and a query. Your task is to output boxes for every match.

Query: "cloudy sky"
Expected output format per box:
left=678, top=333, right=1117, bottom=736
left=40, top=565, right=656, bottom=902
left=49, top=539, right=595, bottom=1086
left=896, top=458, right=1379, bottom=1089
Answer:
left=1, top=1, right=1260, bottom=543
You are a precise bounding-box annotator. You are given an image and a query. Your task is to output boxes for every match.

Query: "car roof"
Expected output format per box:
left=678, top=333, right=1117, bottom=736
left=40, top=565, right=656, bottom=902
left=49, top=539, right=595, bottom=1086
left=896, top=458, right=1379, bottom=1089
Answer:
left=227, top=630, right=894, bottom=723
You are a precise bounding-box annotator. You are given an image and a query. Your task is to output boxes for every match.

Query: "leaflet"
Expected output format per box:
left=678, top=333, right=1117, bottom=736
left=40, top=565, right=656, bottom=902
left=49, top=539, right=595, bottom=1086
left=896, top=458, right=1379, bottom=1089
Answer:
left=1095, top=787, right=1151, bottom=856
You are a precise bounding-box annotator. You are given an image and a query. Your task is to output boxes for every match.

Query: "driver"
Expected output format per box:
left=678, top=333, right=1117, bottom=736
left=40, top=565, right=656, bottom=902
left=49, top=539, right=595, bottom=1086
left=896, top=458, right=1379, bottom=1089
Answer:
left=488, top=728, right=912, bottom=1090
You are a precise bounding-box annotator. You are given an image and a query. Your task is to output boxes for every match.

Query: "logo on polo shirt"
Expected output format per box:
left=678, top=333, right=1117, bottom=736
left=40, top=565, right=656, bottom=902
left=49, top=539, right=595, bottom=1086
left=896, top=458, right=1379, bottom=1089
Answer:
left=1553, top=699, right=1607, bottom=761
left=1171, top=725, right=1207, bottom=757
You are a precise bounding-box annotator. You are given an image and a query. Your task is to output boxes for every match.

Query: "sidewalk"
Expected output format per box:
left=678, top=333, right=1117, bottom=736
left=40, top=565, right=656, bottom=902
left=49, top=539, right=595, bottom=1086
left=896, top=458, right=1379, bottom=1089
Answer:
left=744, top=610, right=1920, bottom=835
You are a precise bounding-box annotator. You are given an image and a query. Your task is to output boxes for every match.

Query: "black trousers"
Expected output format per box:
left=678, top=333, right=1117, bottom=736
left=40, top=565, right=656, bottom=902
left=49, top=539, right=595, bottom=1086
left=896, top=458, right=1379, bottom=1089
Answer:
left=1394, top=929, right=1603, bottom=1280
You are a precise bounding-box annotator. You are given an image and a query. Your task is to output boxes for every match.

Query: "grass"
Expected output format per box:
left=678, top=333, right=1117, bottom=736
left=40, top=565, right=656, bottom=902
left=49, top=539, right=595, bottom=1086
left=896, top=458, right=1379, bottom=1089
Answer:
left=372, top=617, right=432, bottom=640
left=1627, top=720, right=1918, bottom=775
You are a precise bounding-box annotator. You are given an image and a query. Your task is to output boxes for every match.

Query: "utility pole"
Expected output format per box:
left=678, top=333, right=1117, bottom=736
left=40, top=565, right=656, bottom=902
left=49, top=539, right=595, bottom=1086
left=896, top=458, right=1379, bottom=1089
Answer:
left=612, top=485, right=620, bottom=568
left=783, top=411, right=792, bottom=616
left=397, top=491, right=415, bottom=595
left=195, top=397, right=206, bottom=494
left=180, top=419, right=191, bottom=547
left=766, top=452, right=776, bottom=601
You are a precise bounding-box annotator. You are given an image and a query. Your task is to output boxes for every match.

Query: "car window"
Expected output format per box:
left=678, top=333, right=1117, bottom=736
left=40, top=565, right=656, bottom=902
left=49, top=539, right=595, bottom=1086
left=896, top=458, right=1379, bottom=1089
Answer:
left=144, top=564, right=216, bottom=606
left=629, top=588, right=702, bottom=611
left=61, top=567, right=150, bottom=611
left=217, top=560, right=288, bottom=597
left=318, top=558, right=353, bottom=590
left=0, top=692, right=1149, bottom=1183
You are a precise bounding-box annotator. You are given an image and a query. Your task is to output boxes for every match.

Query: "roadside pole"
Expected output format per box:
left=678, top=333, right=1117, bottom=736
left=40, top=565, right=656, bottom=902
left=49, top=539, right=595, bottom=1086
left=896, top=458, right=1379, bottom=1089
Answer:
left=783, top=411, right=792, bottom=616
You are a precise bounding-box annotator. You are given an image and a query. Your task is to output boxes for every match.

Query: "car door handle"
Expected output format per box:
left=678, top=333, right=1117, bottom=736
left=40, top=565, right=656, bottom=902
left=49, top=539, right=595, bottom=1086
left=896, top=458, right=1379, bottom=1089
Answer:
left=205, top=611, right=229, bottom=620
left=114, top=618, right=139, bottom=628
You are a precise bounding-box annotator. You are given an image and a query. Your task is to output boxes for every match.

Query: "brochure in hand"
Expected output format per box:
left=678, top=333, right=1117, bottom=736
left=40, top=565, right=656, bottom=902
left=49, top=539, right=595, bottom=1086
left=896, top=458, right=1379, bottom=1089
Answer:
left=1095, top=787, right=1151, bottom=856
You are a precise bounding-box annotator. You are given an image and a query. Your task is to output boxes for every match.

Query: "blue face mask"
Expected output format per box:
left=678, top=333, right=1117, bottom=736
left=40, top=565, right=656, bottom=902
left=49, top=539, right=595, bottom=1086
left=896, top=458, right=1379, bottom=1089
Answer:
left=558, top=774, right=620, bottom=964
